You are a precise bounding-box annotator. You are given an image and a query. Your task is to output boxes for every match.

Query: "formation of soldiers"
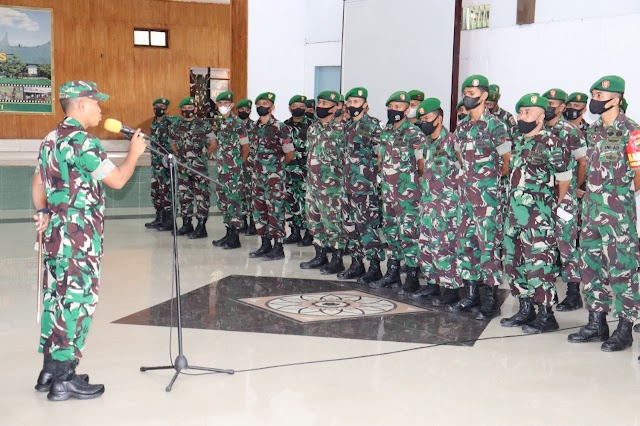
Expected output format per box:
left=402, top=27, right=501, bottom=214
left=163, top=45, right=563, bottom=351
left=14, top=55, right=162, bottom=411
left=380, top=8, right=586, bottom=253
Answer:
left=145, top=74, right=640, bottom=357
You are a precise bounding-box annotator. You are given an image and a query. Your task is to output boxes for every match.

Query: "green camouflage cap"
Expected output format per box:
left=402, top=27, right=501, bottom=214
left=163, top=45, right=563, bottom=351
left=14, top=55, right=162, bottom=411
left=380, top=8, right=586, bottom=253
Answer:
left=317, top=90, right=340, bottom=104
left=255, top=92, right=276, bottom=104
left=236, top=98, right=252, bottom=109
left=152, top=97, right=170, bottom=107
left=542, top=88, right=568, bottom=103
left=488, top=84, right=501, bottom=101
left=289, top=95, right=307, bottom=106
left=621, top=98, right=628, bottom=113
left=590, top=75, right=625, bottom=94
left=179, top=97, right=196, bottom=108
left=215, top=91, right=234, bottom=102
left=567, top=92, right=588, bottom=104
left=345, top=87, right=368, bottom=100
left=386, top=91, right=410, bottom=106
left=305, top=98, right=316, bottom=108
left=461, top=74, right=489, bottom=90
left=408, top=90, right=425, bottom=101
left=516, top=93, right=548, bottom=112
left=416, top=98, right=441, bottom=119
left=59, top=80, right=109, bottom=101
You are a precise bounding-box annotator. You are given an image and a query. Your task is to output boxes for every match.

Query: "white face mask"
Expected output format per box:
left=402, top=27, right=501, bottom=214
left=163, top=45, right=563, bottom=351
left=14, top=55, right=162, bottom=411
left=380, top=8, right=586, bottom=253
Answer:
left=407, top=107, right=417, bottom=119
left=219, top=105, right=231, bottom=115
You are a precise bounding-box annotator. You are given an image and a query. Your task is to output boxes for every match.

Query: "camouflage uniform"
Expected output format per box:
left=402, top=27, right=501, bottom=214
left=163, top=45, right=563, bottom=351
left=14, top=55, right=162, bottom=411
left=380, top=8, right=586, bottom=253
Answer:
left=37, top=117, right=115, bottom=361
left=504, top=129, right=572, bottom=306
left=343, top=114, right=384, bottom=260
left=169, top=118, right=215, bottom=220
left=581, top=112, right=640, bottom=320
left=284, top=116, right=313, bottom=228
left=492, top=106, right=517, bottom=240
left=212, top=113, right=248, bottom=228
left=250, top=116, right=293, bottom=239
left=379, top=120, right=425, bottom=268
left=150, top=116, right=176, bottom=212
left=242, top=119, right=255, bottom=218
left=455, top=109, right=510, bottom=287
left=306, top=118, right=348, bottom=250
left=419, top=127, right=461, bottom=288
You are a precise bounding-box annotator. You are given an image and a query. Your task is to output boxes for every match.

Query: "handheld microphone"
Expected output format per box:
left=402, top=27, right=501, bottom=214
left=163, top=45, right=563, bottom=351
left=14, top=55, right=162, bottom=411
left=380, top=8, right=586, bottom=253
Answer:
left=104, top=118, right=150, bottom=140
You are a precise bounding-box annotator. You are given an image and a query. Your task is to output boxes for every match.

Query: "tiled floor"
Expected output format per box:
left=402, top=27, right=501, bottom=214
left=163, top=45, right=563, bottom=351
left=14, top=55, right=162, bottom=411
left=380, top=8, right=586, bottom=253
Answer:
left=3, top=218, right=640, bottom=426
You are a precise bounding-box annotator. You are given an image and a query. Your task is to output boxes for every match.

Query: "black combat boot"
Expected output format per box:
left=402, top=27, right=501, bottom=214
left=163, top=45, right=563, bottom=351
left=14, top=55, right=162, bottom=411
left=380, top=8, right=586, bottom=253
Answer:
left=188, top=218, right=208, bottom=239
left=432, top=287, right=460, bottom=307
left=300, top=244, right=329, bottom=269
left=249, top=236, right=272, bottom=258
left=409, top=283, right=441, bottom=300
left=212, top=226, right=231, bottom=247
left=337, top=256, right=365, bottom=280
left=369, top=259, right=401, bottom=289
left=36, top=356, right=89, bottom=392
left=399, top=267, right=421, bottom=295
left=556, top=282, right=583, bottom=312
left=263, top=240, right=285, bottom=261
left=445, top=280, right=481, bottom=313
left=283, top=222, right=302, bottom=244
left=568, top=311, right=610, bottom=343
left=174, top=216, right=193, bottom=236
left=476, top=284, right=500, bottom=321
left=522, top=304, right=559, bottom=334
left=601, top=317, right=634, bottom=352
left=47, top=360, right=104, bottom=401
left=298, top=228, right=313, bottom=247
left=144, top=210, right=163, bottom=229
left=156, top=210, right=173, bottom=231
left=320, top=249, right=345, bottom=274
left=400, top=263, right=410, bottom=274
left=238, top=215, right=249, bottom=233
left=500, top=297, right=536, bottom=327
left=357, top=258, right=382, bottom=285
left=223, top=226, right=241, bottom=249
left=245, top=217, right=257, bottom=236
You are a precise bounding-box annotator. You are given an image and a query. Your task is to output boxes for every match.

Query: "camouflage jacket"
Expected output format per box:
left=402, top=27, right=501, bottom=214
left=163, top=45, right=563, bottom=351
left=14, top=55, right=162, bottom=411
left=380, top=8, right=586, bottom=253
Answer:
left=493, top=106, right=518, bottom=138
left=545, top=117, right=584, bottom=202
left=344, top=114, right=382, bottom=196
left=508, top=129, right=572, bottom=229
left=169, top=118, right=215, bottom=170
left=306, top=118, right=346, bottom=197
left=421, top=127, right=460, bottom=203
left=150, top=116, right=177, bottom=162
left=212, top=113, right=248, bottom=176
left=578, top=119, right=589, bottom=134
left=250, top=116, right=293, bottom=179
left=284, top=115, right=313, bottom=170
left=379, top=119, right=426, bottom=202
left=37, top=117, right=114, bottom=259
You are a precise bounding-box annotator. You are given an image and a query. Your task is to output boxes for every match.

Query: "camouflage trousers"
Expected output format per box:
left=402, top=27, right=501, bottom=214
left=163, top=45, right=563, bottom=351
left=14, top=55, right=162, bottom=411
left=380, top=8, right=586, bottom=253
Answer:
left=580, top=221, right=640, bottom=320
left=419, top=198, right=461, bottom=289
left=178, top=167, right=210, bottom=220
left=381, top=198, right=420, bottom=268
left=242, top=162, right=253, bottom=217
left=342, top=192, right=384, bottom=261
left=285, top=166, right=307, bottom=228
left=457, top=199, right=503, bottom=287
left=216, top=171, right=243, bottom=228
left=253, top=171, right=286, bottom=240
left=40, top=255, right=101, bottom=362
left=504, top=226, right=557, bottom=307
left=307, top=190, right=347, bottom=250
left=555, top=198, right=580, bottom=283
left=150, top=156, right=171, bottom=211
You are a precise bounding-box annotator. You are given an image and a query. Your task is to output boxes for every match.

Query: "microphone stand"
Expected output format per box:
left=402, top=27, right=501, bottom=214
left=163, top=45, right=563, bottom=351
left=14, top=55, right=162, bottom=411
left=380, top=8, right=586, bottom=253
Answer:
left=139, top=141, right=234, bottom=391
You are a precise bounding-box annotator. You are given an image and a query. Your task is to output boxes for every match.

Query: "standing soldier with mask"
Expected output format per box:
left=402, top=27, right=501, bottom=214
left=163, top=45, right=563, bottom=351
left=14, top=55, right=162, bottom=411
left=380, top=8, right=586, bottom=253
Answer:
left=146, top=97, right=174, bottom=231
left=565, top=92, right=590, bottom=134
left=300, top=91, right=348, bottom=274
left=407, top=90, right=425, bottom=126
left=283, top=95, right=314, bottom=246
left=210, top=91, right=250, bottom=249
left=543, top=88, right=585, bottom=312
left=486, top=84, right=517, bottom=136
left=248, top=92, right=294, bottom=261
left=169, top=97, right=217, bottom=238
left=370, top=91, right=425, bottom=293
left=568, top=76, right=640, bottom=356
left=450, top=75, right=510, bottom=321
left=236, top=98, right=257, bottom=235
left=411, top=98, right=462, bottom=306
left=339, top=87, right=385, bottom=283
left=456, top=99, right=468, bottom=123
left=305, top=99, right=317, bottom=121
left=500, top=93, right=572, bottom=333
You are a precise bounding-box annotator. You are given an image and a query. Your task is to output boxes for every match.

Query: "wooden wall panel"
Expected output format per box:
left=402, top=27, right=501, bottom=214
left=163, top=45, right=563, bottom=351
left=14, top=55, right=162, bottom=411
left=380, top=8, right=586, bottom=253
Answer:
left=230, top=0, right=248, bottom=103
left=0, top=0, right=236, bottom=139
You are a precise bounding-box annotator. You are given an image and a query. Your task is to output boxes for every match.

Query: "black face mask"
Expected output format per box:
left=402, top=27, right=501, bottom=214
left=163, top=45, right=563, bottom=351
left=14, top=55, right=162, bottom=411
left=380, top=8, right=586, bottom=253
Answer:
left=420, top=119, right=438, bottom=136
left=334, top=109, right=342, bottom=118
left=154, top=107, right=166, bottom=118
left=316, top=106, right=333, bottom=119
left=563, top=107, right=583, bottom=120
left=589, top=99, right=613, bottom=115
left=517, top=119, right=538, bottom=134
left=457, top=113, right=468, bottom=121
left=387, top=109, right=405, bottom=124
left=305, top=111, right=315, bottom=119
left=544, top=106, right=558, bottom=121
left=181, top=110, right=194, bottom=119
left=238, top=111, right=250, bottom=120
left=463, top=96, right=481, bottom=111
left=257, top=106, right=271, bottom=117
left=291, top=108, right=305, bottom=118
left=348, top=106, right=364, bottom=118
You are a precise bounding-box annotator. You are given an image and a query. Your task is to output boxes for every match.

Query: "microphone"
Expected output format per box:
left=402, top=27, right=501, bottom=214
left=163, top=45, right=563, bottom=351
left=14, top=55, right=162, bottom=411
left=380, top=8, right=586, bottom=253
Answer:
left=104, top=118, right=150, bottom=140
